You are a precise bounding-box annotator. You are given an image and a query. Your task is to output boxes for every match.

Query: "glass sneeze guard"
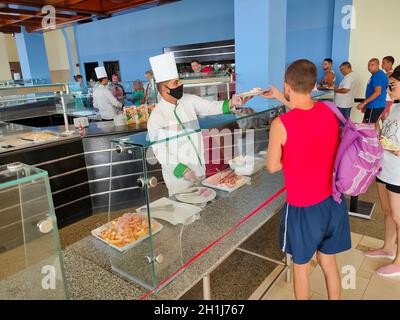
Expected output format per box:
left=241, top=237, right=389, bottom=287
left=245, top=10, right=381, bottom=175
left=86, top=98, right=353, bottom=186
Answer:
left=0, top=163, right=68, bottom=299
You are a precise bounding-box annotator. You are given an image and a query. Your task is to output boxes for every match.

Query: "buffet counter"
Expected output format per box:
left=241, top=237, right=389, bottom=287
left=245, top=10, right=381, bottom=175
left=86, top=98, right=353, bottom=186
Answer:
left=62, top=170, right=286, bottom=300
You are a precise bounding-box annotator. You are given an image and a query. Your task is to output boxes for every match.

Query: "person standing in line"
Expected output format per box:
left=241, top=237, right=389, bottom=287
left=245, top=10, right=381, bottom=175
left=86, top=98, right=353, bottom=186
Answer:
left=319, top=58, right=336, bottom=89
left=144, top=70, right=158, bottom=104
left=382, top=56, right=395, bottom=76
left=382, top=56, right=396, bottom=120
left=130, top=80, right=145, bottom=106
left=364, top=66, right=400, bottom=278
left=356, top=58, right=389, bottom=123
left=110, top=74, right=126, bottom=106
left=261, top=60, right=351, bottom=300
left=334, top=61, right=357, bottom=119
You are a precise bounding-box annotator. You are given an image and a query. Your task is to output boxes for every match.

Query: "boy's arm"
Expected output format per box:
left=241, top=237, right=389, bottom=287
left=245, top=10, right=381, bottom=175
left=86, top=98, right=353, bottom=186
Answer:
left=266, top=117, right=286, bottom=173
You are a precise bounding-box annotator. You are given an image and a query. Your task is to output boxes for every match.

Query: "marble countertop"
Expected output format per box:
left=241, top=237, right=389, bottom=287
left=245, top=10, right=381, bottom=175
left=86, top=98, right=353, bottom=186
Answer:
left=63, top=170, right=286, bottom=300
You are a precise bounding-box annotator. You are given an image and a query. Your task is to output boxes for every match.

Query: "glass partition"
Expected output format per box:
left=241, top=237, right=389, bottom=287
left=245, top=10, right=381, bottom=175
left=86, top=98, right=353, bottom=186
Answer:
left=0, top=163, right=68, bottom=299
left=105, top=100, right=284, bottom=289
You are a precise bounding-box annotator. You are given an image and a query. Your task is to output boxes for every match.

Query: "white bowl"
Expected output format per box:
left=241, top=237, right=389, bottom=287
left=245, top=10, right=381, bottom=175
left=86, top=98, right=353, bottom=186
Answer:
left=229, top=155, right=265, bottom=176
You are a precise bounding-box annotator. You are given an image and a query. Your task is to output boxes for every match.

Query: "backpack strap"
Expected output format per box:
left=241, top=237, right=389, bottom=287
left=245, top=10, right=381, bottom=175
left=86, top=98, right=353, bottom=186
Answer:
left=322, top=100, right=347, bottom=125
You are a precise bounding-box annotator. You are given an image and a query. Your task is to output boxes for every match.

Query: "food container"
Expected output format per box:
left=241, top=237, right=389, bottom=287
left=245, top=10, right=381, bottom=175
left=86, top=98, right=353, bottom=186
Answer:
left=19, top=131, right=59, bottom=144
left=73, top=117, right=89, bottom=128
left=91, top=213, right=163, bottom=252
left=124, top=105, right=150, bottom=124
left=228, top=155, right=265, bottom=176
left=202, top=170, right=251, bottom=192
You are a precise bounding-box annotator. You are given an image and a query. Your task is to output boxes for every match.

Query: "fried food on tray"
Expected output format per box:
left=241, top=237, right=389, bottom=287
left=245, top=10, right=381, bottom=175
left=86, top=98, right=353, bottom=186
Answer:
left=99, top=213, right=156, bottom=247
left=22, top=132, right=57, bottom=141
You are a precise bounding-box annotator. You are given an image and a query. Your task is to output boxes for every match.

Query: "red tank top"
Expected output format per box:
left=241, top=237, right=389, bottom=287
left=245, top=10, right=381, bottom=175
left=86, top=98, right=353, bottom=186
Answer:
left=279, top=102, right=340, bottom=207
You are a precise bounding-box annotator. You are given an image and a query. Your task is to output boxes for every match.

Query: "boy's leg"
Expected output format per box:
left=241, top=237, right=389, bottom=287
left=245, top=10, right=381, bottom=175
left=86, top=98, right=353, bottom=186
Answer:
left=293, top=262, right=312, bottom=300
left=316, top=251, right=341, bottom=300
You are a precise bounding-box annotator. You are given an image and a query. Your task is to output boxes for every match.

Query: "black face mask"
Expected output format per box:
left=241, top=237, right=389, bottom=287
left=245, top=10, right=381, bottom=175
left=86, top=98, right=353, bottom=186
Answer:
left=167, top=84, right=184, bottom=100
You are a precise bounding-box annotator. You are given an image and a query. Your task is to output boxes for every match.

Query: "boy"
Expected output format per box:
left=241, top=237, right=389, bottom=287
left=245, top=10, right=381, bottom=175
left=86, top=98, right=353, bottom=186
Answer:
left=261, top=60, right=351, bottom=300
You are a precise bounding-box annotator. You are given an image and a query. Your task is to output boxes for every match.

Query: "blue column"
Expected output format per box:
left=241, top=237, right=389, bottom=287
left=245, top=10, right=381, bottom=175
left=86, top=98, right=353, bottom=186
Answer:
left=234, top=0, right=287, bottom=107
left=15, top=27, right=51, bottom=82
left=331, top=0, right=353, bottom=83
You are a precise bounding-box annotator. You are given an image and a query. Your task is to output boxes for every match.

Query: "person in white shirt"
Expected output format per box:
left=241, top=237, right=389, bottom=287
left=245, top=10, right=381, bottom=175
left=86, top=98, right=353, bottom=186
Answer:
left=364, top=66, right=400, bottom=278
left=92, top=67, right=123, bottom=121
left=334, top=61, right=356, bottom=118
left=147, top=52, right=249, bottom=196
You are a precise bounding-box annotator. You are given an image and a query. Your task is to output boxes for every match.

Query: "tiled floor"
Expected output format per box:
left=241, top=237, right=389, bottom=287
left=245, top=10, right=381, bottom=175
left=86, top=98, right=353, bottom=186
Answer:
left=263, top=232, right=400, bottom=300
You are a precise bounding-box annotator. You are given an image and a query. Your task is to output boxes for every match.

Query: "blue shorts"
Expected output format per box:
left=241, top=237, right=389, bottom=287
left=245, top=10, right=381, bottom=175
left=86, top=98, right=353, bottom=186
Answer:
left=280, top=196, right=351, bottom=265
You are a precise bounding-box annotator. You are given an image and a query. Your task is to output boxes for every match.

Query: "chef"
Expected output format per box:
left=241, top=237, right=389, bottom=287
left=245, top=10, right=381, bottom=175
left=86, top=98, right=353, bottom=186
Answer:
left=147, top=52, right=248, bottom=196
left=92, top=66, right=123, bottom=121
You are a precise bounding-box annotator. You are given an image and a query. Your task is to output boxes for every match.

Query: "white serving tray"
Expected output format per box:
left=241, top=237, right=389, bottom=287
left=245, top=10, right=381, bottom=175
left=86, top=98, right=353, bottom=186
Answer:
left=91, top=213, right=163, bottom=252
left=236, top=89, right=264, bottom=98
left=136, top=197, right=202, bottom=225
left=201, top=170, right=251, bottom=192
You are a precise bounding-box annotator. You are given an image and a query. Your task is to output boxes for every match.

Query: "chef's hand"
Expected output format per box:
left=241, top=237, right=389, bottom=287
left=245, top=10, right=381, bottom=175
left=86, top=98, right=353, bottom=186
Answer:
left=183, top=168, right=199, bottom=183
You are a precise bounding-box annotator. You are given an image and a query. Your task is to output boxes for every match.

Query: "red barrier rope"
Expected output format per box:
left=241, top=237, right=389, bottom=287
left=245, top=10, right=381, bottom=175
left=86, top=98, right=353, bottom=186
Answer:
left=138, top=186, right=286, bottom=300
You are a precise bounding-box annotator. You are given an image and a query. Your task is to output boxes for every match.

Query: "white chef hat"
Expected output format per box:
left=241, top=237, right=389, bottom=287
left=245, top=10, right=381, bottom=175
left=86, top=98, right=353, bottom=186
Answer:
left=149, top=52, right=179, bottom=83
left=95, top=66, right=108, bottom=79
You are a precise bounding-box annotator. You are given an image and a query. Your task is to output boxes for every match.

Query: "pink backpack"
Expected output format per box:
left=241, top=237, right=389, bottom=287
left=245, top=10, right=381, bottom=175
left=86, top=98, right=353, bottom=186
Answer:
left=323, top=101, right=383, bottom=203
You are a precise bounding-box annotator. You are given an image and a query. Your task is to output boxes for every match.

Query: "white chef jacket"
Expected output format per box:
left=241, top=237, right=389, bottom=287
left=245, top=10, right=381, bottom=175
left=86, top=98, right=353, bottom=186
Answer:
left=93, top=84, right=123, bottom=120
left=147, top=94, right=229, bottom=195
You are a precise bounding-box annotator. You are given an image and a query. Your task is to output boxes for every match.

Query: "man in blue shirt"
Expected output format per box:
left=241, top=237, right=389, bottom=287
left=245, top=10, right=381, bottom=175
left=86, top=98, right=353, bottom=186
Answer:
left=357, top=58, right=389, bottom=123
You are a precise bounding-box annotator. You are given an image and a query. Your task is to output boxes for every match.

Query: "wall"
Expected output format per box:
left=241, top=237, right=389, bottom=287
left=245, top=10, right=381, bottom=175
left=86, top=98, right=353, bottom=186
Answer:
left=234, top=0, right=287, bottom=108
left=74, top=0, right=234, bottom=81
left=0, top=34, right=12, bottom=80
left=44, top=29, right=71, bottom=82
left=349, top=0, right=400, bottom=99
left=286, top=0, right=335, bottom=82
left=3, top=34, right=19, bottom=62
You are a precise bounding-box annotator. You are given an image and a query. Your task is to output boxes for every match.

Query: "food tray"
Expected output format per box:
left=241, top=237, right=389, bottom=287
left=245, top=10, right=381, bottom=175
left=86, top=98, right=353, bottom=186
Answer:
left=91, top=213, right=163, bottom=252
left=202, top=170, right=251, bottom=192
left=236, top=88, right=264, bottom=98
left=229, top=156, right=265, bottom=176
left=19, top=131, right=60, bottom=144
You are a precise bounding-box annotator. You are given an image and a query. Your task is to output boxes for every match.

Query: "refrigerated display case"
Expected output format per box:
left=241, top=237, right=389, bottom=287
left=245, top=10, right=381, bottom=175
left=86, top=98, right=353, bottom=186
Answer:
left=0, top=163, right=68, bottom=299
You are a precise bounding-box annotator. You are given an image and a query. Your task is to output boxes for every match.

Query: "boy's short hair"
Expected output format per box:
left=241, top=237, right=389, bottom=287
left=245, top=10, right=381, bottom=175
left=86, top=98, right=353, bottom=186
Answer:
left=324, top=58, right=333, bottom=64
left=285, top=59, right=317, bottom=94
left=383, top=56, right=395, bottom=65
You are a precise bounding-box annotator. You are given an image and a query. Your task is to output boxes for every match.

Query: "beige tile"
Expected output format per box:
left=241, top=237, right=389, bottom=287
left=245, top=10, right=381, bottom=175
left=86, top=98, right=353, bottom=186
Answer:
left=351, top=232, right=363, bottom=248
left=263, top=286, right=296, bottom=300
left=359, top=236, right=384, bottom=249
left=359, top=257, right=389, bottom=274
left=341, top=276, right=369, bottom=300
left=309, top=262, right=368, bottom=300
left=356, top=244, right=371, bottom=252
left=358, top=270, right=373, bottom=280
left=362, top=274, right=400, bottom=300
left=335, top=248, right=366, bottom=271
left=310, top=292, right=327, bottom=300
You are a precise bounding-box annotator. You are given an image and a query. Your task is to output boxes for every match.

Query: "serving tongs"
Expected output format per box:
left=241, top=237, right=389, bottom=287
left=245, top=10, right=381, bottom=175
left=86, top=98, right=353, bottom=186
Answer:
left=138, top=204, right=175, bottom=213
